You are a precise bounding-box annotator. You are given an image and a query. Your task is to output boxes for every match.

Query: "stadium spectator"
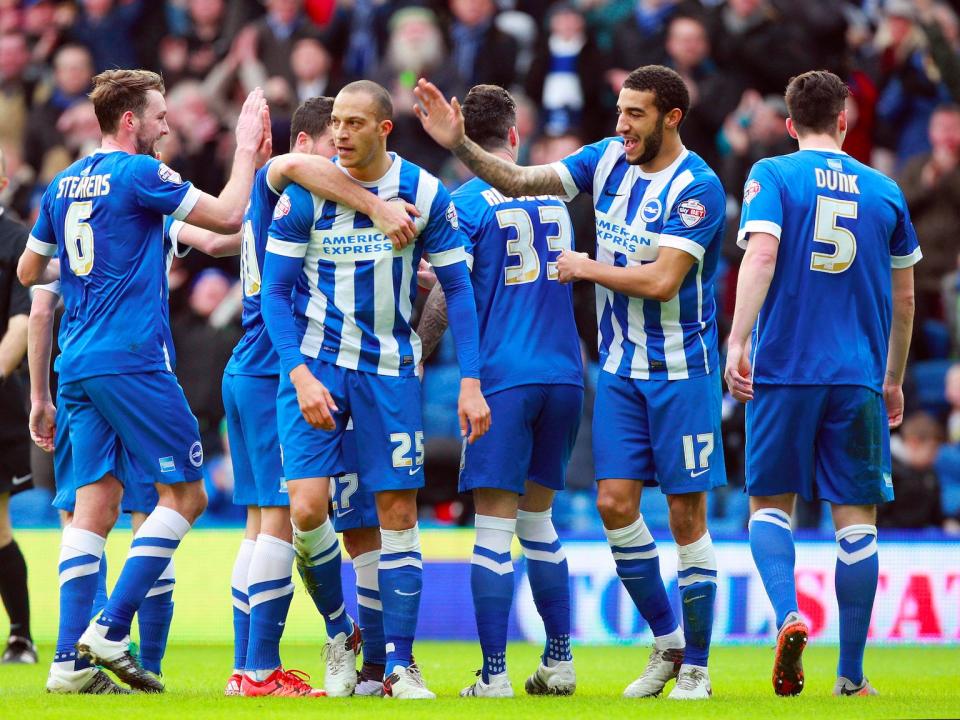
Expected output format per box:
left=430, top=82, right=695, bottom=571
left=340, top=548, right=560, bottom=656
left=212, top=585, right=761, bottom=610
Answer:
left=718, top=91, right=793, bottom=202
left=67, top=0, right=143, bottom=73
left=873, top=0, right=952, bottom=170
left=525, top=3, right=607, bottom=141
left=290, top=37, right=337, bottom=103
left=662, top=13, right=739, bottom=170
left=705, top=0, right=813, bottom=98
left=245, top=0, right=321, bottom=88
left=606, top=0, right=701, bottom=92
left=172, top=269, right=241, bottom=457
left=446, top=0, right=518, bottom=92
left=899, top=104, right=960, bottom=330
left=163, top=80, right=227, bottom=194
left=23, top=43, right=93, bottom=178
left=0, top=32, right=34, bottom=152
left=881, top=412, right=946, bottom=529
left=179, top=0, right=232, bottom=81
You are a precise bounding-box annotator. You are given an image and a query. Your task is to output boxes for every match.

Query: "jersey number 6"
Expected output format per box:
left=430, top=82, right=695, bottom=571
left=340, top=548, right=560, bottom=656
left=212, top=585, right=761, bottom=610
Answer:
left=64, top=201, right=95, bottom=276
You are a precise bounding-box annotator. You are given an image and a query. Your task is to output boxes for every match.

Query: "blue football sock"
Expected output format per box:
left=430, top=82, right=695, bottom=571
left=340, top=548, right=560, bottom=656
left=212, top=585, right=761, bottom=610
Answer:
left=91, top=553, right=108, bottom=620
left=353, top=549, right=386, bottom=666
left=293, top=519, right=353, bottom=640
left=835, top=524, right=878, bottom=685
left=517, top=509, right=571, bottom=665
left=605, top=516, right=682, bottom=647
left=749, top=508, right=798, bottom=628
left=137, top=560, right=174, bottom=675
left=677, top=531, right=718, bottom=668
left=246, top=534, right=295, bottom=673
left=471, top=515, right=516, bottom=681
left=379, top=525, right=422, bottom=675
left=97, top=507, right=190, bottom=641
left=230, top=538, right=255, bottom=673
left=55, top=527, right=106, bottom=671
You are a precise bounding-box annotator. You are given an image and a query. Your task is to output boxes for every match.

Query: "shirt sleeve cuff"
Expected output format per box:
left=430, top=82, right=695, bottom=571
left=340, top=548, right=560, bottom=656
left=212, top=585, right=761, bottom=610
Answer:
left=171, top=184, right=202, bottom=221
left=549, top=161, right=580, bottom=201
left=658, top=234, right=705, bottom=262
left=267, top=236, right=308, bottom=258
left=428, top=247, right=466, bottom=267
left=736, top=220, right=782, bottom=249
left=891, top=246, right=922, bottom=269
left=27, top=235, right=57, bottom=257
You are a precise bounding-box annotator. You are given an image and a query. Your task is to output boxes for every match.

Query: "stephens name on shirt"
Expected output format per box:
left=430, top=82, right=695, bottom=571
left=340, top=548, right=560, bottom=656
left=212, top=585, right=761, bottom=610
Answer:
left=55, top=173, right=112, bottom=200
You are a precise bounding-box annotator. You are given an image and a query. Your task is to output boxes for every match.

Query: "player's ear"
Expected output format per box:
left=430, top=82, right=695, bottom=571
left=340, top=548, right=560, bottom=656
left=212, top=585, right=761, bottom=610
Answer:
left=120, top=109, right=136, bottom=132
left=837, top=109, right=848, bottom=135
left=508, top=126, right=519, bottom=150
left=665, top=107, right=682, bottom=130
left=785, top=117, right=799, bottom=140
left=379, top=118, right=394, bottom=139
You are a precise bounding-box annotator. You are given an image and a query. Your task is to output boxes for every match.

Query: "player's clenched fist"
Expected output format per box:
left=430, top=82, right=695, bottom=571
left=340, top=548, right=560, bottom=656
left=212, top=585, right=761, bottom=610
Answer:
left=371, top=197, right=420, bottom=250
left=289, top=364, right=338, bottom=430
left=724, top=340, right=754, bottom=403
left=458, top=378, right=491, bottom=444
left=556, top=249, right=591, bottom=283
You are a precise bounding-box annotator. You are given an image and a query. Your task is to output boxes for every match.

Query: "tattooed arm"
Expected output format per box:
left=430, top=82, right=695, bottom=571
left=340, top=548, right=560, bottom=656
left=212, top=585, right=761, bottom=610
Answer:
left=413, top=79, right=565, bottom=198
left=417, top=282, right=449, bottom=362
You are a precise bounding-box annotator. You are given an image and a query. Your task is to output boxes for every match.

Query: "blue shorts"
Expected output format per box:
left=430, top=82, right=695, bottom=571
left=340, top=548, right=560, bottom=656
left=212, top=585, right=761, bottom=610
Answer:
left=53, top=391, right=159, bottom=515
left=745, top=384, right=893, bottom=505
left=330, top=428, right=379, bottom=532
left=59, top=371, right=203, bottom=492
left=593, top=370, right=726, bottom=493
left=223, top=372, right=288, bottom=508
left=276, top=359, right=424, bottom=491
left=460, top=383, right=582, bottom=494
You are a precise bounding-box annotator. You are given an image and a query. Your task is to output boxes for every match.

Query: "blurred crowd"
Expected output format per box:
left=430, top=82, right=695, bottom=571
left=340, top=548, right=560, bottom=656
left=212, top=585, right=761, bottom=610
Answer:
left=5, top=0, right=960, bottom=533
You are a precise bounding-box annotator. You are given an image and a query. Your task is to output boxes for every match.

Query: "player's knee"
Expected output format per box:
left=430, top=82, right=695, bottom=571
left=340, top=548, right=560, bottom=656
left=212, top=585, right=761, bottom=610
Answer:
left=668, top=504, right=706, bottom=545
left=290, top=494, right=328, bottom=531
left=596, top=491, right=634, bottom=527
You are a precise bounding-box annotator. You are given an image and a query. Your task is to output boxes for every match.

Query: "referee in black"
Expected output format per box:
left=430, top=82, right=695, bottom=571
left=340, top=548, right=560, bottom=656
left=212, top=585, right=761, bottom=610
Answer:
left=0, top=146, right=35, bottom=664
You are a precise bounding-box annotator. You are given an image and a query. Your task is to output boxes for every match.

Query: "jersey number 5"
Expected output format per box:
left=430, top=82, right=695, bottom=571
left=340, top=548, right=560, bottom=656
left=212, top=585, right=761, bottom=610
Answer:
left=498, top=206, right=570, bottom=285
left=811, top=196, right=857, bottom=274
left=64, top=201, right=94, bottom=276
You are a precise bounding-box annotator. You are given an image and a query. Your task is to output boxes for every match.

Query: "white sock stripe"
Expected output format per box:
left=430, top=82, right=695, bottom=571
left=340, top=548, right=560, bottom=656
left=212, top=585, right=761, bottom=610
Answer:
left=137, top=506, right=192, bottom=541
left=475, top=514, right=517, bottom=533
left=248, top=583, right=295, bottom=606
left=357, top=595, right=383, bottom=611
left=604, top=515, right=654, bottom=547
left=60, top=526, right=107, bottom=559
left=678, top=573, right=718, bottom=588
left=308, top=542, right=341, bottom=567
left=158, top=560, right=175, bottom=582
left=380, top=525, right=421, bottom=554
left=471, top=554, right=514, bottom=576
left=328, top=603, right=345, bottom=621
left=749, top=512, right=792, bottom=532
left=677, top=532, right=716, bottom=571
left=516, top=508, right=552, bottom=521
left=145, top=583, right=175, bottom=598
left=352, top=549, right=380, bottom=570
left=379, top=557, right=422, bottom=570
left=256, top=533, right=295, bottom=550
left=836, top=524, right=878, bottom=542
left=231, top=540, right=256, bottom=592
left=59, top=562, right=100, bottom=585
left=516, top=510, right=560, bottom=545
left=522, top=547, right=566, bottom=564
left=611, top=547, right=658, bottom=561
left=837, top=542, right=877, bottom=565
left=232, top=597, right=251, bottom=614
left=128, top=546, right=176, bottom=559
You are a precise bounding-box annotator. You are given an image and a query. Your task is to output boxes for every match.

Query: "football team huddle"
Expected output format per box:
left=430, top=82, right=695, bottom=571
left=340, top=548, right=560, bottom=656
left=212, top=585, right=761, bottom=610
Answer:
left=17, top=62, right=918, bottom=700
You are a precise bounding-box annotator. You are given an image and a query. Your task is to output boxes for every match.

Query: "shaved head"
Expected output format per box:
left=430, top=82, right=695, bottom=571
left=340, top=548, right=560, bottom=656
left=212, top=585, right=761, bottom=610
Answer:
left=337, top=80, right=393, bottom=121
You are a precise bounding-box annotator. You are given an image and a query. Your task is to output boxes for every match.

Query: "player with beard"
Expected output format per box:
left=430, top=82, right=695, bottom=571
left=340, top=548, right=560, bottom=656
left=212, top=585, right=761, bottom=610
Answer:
left=17, top=69, right=270, bottom=694
left=414, top=65, right=726, bottom=699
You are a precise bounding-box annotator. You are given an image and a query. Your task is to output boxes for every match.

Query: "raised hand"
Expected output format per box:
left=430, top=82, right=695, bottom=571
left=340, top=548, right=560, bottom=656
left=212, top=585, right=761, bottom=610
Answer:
left=255, top=104, right=273, bottom=168
left=412, top=79, right=466, bottom=150
left=235, top=87, right=266, bottom=154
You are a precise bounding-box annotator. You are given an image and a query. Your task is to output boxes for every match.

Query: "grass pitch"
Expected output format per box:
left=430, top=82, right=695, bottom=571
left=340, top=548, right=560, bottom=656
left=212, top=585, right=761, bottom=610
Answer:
left=1, top=643, right=957, bottom=719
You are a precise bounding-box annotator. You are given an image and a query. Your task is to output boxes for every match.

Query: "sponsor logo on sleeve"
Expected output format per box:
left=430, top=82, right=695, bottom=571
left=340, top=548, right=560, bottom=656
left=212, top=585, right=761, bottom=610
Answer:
left=677, top=198, right=706, bottom=227
left=157, top=163, right=183, bottom=185
left=445, top=201, right=459, bottom=230
left=743, top=179, right=761, bottom=205
left=273, top=194, right=292, bottom=220
left=159, top=456, right=176, bottom=473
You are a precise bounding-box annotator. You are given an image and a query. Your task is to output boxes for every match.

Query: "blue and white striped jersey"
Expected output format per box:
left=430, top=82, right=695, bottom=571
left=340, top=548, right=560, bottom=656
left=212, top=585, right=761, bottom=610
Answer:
left=266, top=153, right=467, bottom=376
left=551, top=138, right=725, bottom=380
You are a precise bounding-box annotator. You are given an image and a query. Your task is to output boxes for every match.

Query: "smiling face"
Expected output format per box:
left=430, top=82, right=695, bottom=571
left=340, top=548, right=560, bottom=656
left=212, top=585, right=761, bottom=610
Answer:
left=331, top=89, right=392, bottom=171
left=132, top=89, right=170, bottom=157
left=615, top=88, right=670, bottom=166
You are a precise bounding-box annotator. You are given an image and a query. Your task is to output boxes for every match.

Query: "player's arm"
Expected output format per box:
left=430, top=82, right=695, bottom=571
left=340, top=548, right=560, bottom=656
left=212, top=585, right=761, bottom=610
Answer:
left=724, top=232, right=779, bottom=403
left=171, top=220, right=241, bottom=258
left=27, top=284, right=59, bottom=451
left=556, top=246, right=695, bottom=302
left=413, top=79, right=565, bottom=197
left=0, top=314, right=26, bottom=379
left=267, top=154, right=420, bottom=249
left=885, top=267, right=915, bottom=429
left=181, top=90, right=268, bottom=234
left=260, top=185, right=338, bottom=430
left=417, top=283, right=448, bottom=362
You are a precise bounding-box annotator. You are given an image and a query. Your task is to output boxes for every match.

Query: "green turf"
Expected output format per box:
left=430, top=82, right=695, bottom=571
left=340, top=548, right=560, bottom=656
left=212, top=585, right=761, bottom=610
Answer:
left=1, top=643, right=957, bottom=718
